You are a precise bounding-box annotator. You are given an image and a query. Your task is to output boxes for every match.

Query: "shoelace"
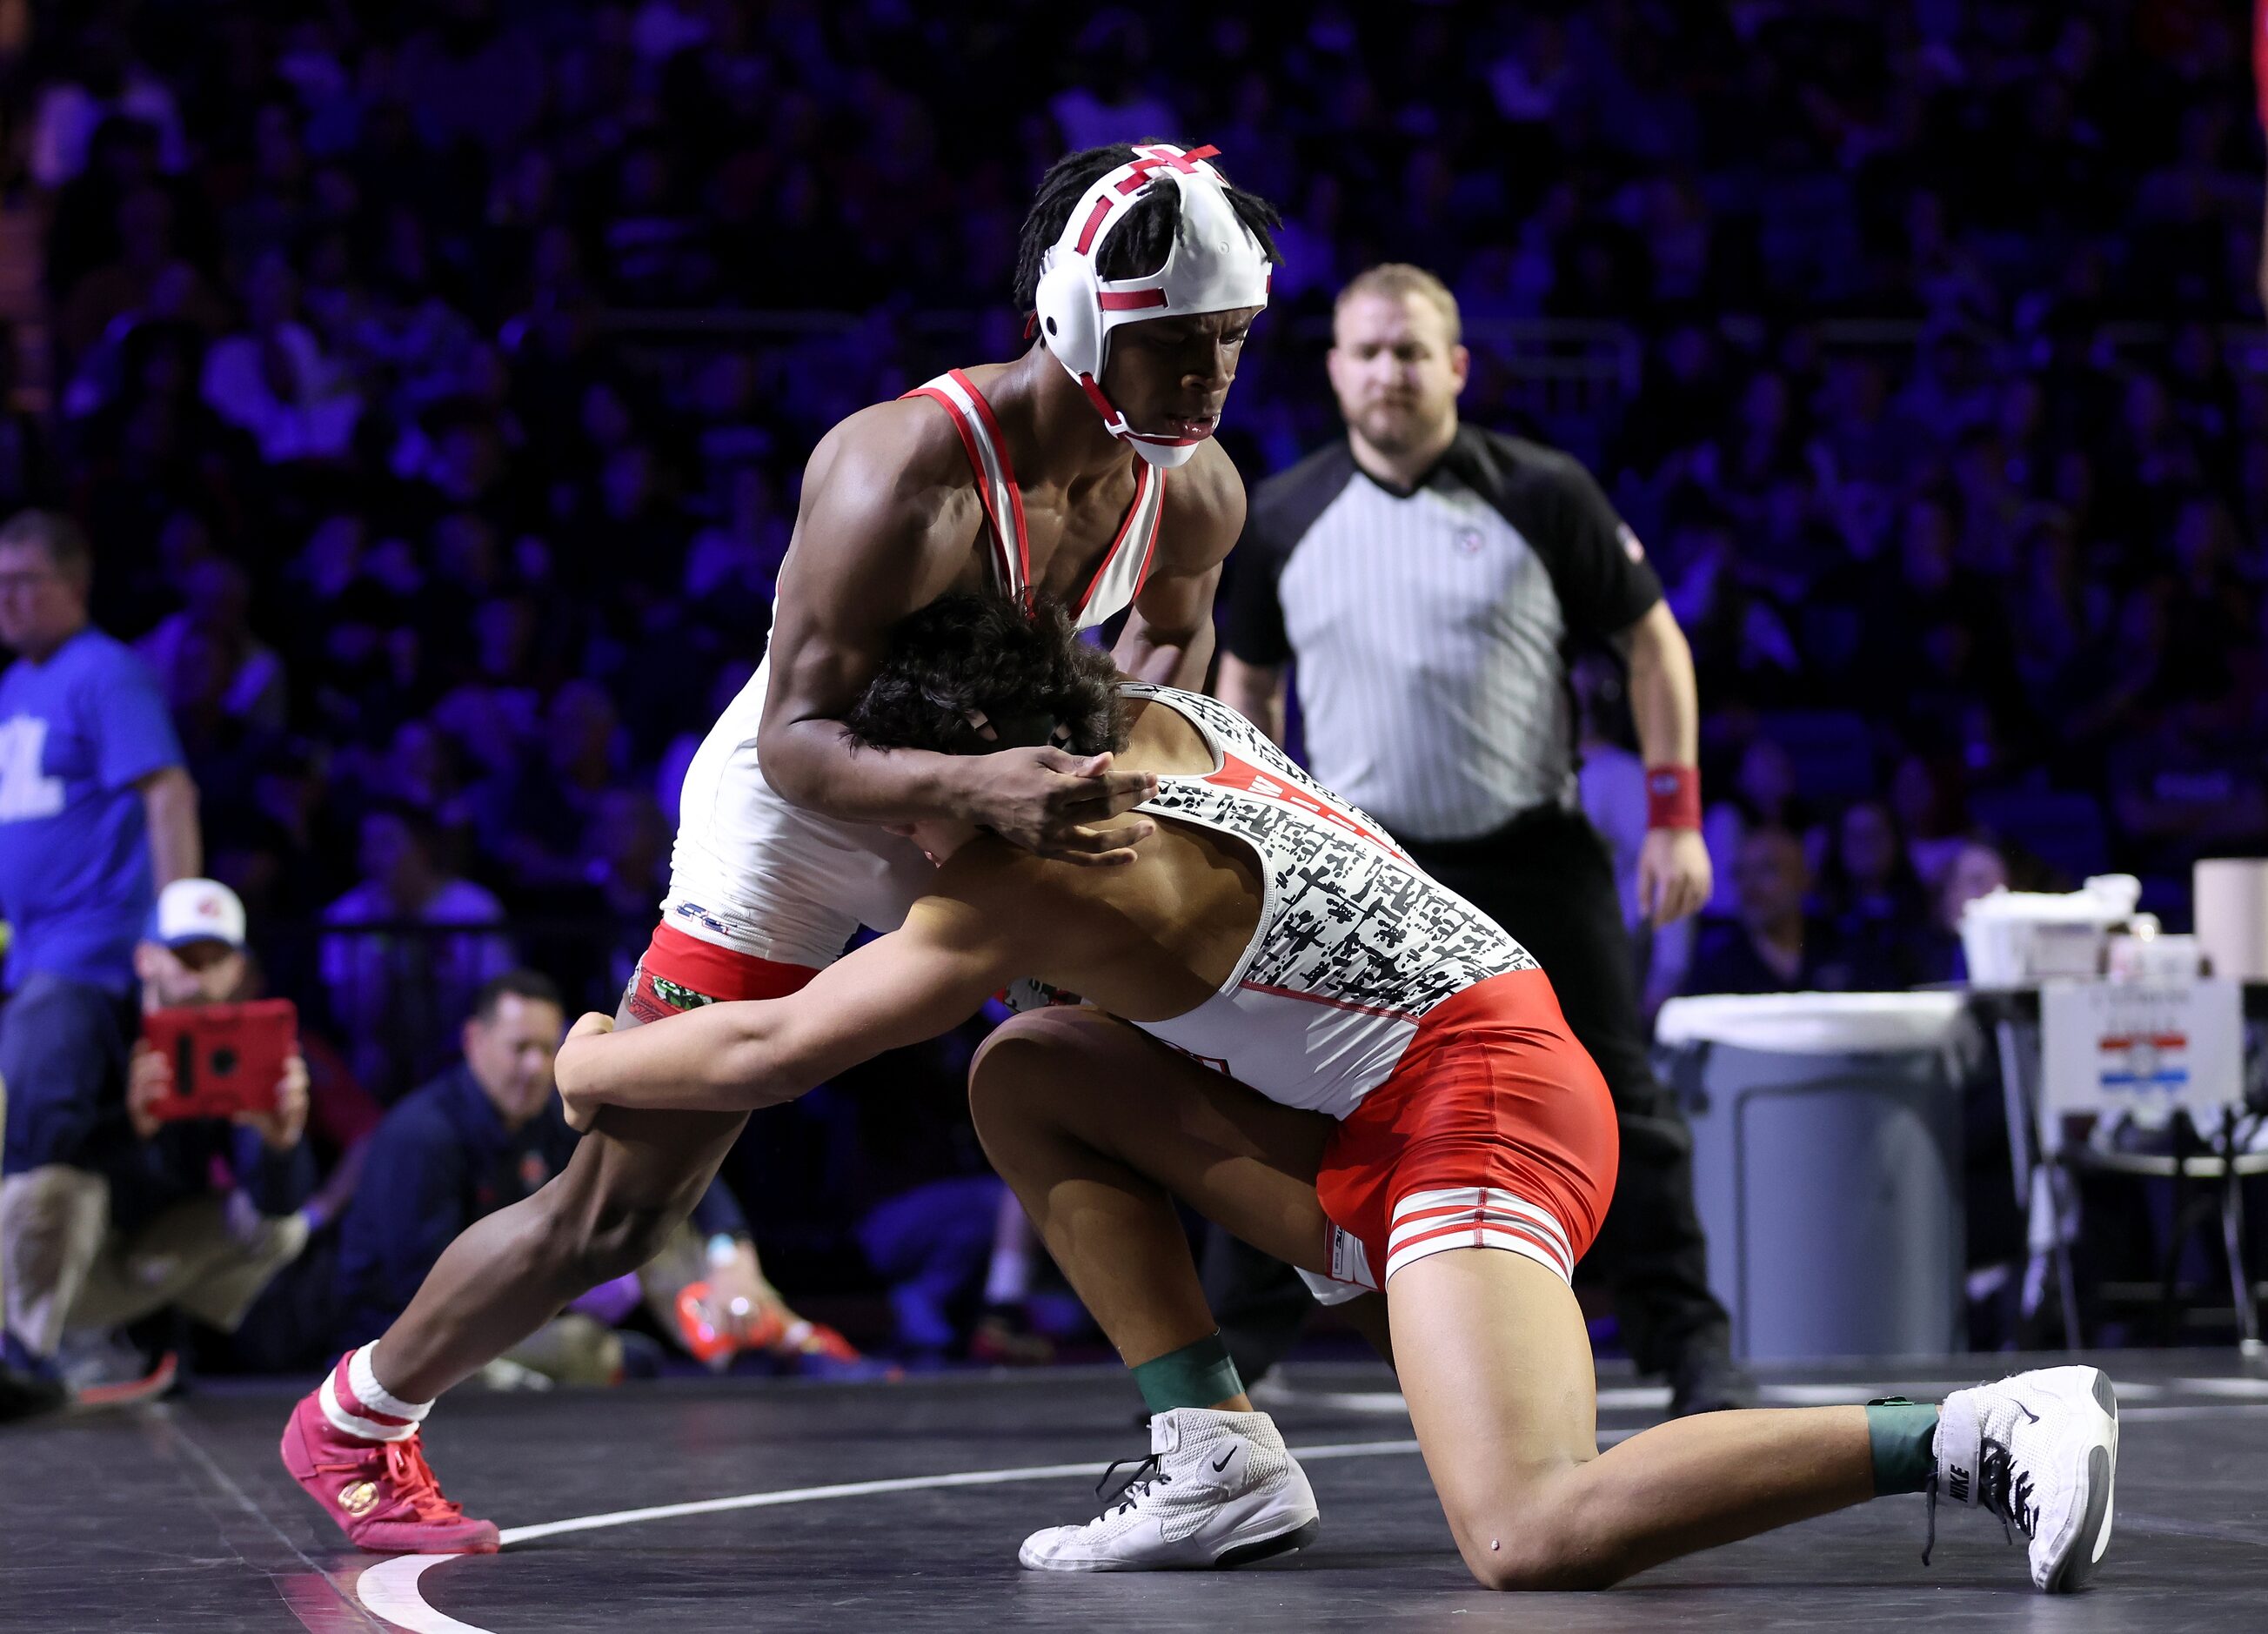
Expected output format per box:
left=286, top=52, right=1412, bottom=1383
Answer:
left=1094, top=1451, right=1173, bottom=1517
left=1920, top=1432, right=2037, bottom=1566
left=385, top=1437, right=472, bottom=1523
left=1976, top=1437, right=2038, bottom=1542
left=313, top=1437, right=465, bottom=1524
left=322, top=1437, right=467, bottom=1523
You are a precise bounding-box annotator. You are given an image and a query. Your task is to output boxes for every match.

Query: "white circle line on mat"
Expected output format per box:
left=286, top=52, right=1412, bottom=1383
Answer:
left=354, top=1437, right=1424, bottom=1634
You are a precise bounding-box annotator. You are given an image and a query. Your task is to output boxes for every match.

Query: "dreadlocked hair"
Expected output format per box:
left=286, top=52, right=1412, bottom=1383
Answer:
left=843, top=592, right=1130, bottom=760
left=1011, top=141, right=1284, bottom=314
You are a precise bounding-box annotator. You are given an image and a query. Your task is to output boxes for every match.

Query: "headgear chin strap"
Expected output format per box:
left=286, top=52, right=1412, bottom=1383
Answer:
left=1031, top=143, right=1271, bottom=469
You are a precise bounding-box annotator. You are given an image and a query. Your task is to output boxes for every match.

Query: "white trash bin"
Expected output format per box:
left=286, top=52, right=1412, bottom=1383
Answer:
left=1655, top=993, right=1971, bottom=1362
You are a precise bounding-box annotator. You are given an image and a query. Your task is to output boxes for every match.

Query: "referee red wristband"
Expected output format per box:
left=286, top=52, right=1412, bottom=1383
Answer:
left=1644, top=766, right=1702, bottom=831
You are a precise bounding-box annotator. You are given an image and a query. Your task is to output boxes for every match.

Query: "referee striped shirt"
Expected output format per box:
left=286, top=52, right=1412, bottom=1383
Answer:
left=1223, top=425, right=1662, bottom=843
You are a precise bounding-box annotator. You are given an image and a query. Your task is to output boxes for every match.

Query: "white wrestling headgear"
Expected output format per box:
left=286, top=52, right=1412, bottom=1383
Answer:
left=1031, top=143, right=1272, bottom=468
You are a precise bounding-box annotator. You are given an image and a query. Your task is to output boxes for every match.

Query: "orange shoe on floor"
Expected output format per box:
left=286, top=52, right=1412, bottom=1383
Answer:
left=279, top=1356, right=498, bottom=1554
left=70, top=1349, right=179, bottom=1410
left=674, top=1282, right=789, bottom=1369
left=773, top=1318, right=901, bottom=1380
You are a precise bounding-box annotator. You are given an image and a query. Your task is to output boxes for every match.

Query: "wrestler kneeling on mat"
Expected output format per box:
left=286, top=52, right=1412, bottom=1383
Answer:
left=552, top=592, right=2118, bottom=1593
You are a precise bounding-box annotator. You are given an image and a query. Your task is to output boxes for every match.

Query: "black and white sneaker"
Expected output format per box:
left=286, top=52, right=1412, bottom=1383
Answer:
left=1019, top=1407, right=1320, bottom=1571
left=1932, top=1365, right=2118, bottom=1592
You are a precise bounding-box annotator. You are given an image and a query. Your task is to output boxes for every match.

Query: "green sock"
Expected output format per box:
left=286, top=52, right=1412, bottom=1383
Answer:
left=1129, top=1332, right=1243, bottom=1415
left=1865, top=1399, right=1940, bottom=1496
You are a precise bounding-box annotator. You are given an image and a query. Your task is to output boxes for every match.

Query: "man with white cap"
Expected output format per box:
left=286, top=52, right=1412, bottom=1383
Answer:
left=280, top=141, right=1287, bottom=1551
left=9, top=877, right=311, bottom=1405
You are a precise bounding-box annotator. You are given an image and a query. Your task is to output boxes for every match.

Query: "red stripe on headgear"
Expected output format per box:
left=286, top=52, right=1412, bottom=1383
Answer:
left=1072, top=196, right=1114, bottom=257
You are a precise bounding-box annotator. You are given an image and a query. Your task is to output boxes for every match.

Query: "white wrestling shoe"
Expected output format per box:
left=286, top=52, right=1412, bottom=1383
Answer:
left=1020, top=1407, right=1320, bottom=1571
left=1931, top=1365, right=2118, bottom=1592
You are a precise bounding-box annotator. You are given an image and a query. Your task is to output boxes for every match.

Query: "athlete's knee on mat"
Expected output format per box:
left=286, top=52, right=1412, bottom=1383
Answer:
left=1451, top=1488, right=1617, bottom=1592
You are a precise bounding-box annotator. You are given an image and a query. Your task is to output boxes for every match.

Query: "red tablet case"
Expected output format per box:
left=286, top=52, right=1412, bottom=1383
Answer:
left=139, top=999, right=298, bottom=1122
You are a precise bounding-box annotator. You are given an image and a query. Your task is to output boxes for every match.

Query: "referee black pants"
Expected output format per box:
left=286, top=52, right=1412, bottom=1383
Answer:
left=1201, top=802, right=1732, bottom=1381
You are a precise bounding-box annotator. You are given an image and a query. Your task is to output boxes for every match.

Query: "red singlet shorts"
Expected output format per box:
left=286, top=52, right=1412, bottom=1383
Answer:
left=1310, top=968, right=1619, bottom=1296
left=624, top=921, right=817, bottom=1022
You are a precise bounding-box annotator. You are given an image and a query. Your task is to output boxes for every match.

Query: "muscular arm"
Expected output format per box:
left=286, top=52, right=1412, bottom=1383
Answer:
left=754, top=409, right=981, bottom=824
left=135, top=765, right=202, bottom=887
left=757, top=406, right=1157, bottom=861
left=1113, top=442, right=1243, bottom=689
left=558, top=884, right=1027, bottom=1120
left=1214, top=653, right=1288, bottom=747
left=1116, top=566, right=1219, bottom=687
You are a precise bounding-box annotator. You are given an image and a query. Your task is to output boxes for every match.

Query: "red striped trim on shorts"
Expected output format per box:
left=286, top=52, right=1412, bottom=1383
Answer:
left=1387, top=1186, right=1574, bottom=1283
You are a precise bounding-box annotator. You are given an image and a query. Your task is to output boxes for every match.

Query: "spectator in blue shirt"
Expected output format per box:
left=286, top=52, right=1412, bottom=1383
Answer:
left=0, top=509, right=202, bottom=1402
left=333, top=969, right=781, bottom=1385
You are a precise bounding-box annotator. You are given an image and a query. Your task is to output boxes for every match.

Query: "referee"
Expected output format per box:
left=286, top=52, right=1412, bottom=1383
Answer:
left=1214, top=265, right=1751, bottom=1415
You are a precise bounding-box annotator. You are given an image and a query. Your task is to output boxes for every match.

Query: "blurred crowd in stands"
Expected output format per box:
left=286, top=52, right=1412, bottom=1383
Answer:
left=0, top=0, right=2264, bottom=1369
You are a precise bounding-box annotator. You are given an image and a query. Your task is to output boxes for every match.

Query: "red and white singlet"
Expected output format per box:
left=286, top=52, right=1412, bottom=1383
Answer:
left=1121, top=683, right=1536, bottom=1116
left=901, top=369, right=1166, bottom=622
left=1121, top=684, right=1619, bottom=1296
left=658, top=372, right=1164, bottom=973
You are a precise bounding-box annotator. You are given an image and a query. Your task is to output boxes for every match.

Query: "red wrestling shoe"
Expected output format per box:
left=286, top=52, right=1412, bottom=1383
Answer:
left=279, top=1361, right=498, bottom=1553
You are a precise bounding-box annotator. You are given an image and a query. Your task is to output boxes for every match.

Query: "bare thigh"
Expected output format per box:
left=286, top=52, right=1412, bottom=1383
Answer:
left=526, top=1015, right=747, bottom=1229
left=969, top=1007, right=1341, bottom=1276
left=547, top=986, right=749, bottom=1222
left=1388, top=1249, right=1602, bottom=1584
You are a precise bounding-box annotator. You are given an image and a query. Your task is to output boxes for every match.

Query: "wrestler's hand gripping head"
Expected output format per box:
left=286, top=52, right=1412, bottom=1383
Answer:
left=846, top=592, right=1132, bottom=867
left=1032, top=143, right=1273, bottom=467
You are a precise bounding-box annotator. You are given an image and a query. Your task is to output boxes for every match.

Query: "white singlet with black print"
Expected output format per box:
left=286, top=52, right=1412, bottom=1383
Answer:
left=1122, top=683, right=1537, bottom=1119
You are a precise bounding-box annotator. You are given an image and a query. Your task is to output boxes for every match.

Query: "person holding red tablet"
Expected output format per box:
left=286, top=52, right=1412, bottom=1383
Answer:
left=40, top=878, right=315, bottom=1397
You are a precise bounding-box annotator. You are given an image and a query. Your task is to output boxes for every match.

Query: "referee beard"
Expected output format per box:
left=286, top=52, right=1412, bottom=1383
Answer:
left=1213, top=265, right=1751, bottom=1416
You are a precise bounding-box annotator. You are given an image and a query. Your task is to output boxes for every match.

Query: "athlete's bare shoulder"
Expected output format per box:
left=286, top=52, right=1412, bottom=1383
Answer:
left=806, top=396, right=973, bottom=514
left=1154, top=439, right=1247, bottom=572
left=780, top=395, right=983, bottom=607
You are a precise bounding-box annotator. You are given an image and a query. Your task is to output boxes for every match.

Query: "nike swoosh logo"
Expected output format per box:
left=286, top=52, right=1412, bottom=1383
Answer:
left=1211, top=1450, right=1234, bottom=1472
left=2017, top=1403, right=2039, bottom=1424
